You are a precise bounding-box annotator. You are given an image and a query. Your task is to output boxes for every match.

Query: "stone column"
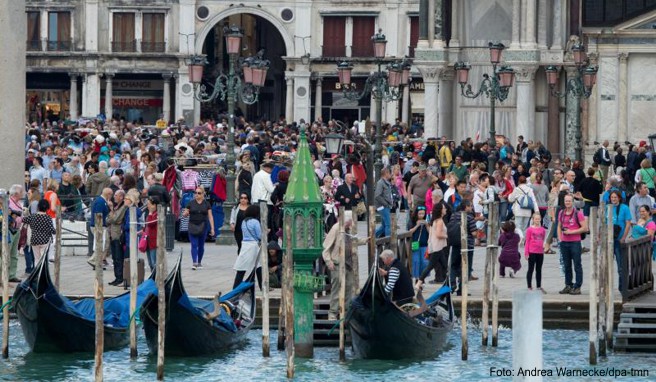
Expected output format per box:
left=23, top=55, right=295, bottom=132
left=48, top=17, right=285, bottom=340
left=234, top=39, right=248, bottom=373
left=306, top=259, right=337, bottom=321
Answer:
left=523, top=0, right=537, bottom=49
left=293, top=70, right=312, bottom=124
left=285, top=76, right=294, bottom=123
left=417, top=65, right=443, bottom=138
left=419, top=0, right=428, bottom=40
left=438, top=69, right=454, bottom=139
left=587, top=53, right=599, bottom=146
left=449, top=0, right=459, bottom=47
left=82, top=73, right=101, bottom=117
left=402, top=85, right=410, bottom=125
left=537, top=0, right=548, bottom=50
left=547, top=73, right=560, bottom=154
left=162, top=73, right=172, bottom=123
left=551, top=0, right=563, bottom=50
left=314, top=77, right=322, bottom=122
left=0, top=0, right=26, bottom=186
left=69, top=73, right=79, bottom=120
left=427, top=0, right=435, bottom=48
left=510, top=0, right=521, bottom=49
left=104, top=73, right=114, bottom=120
left=370, top=92, right=378, bottom=124
left=515, top=66, right=538, bottom=144
left=564, top=66, right=579, bottom=160
left=40, top=9, right=48, bottom=51
left=617, top=53, right=628, bottom=145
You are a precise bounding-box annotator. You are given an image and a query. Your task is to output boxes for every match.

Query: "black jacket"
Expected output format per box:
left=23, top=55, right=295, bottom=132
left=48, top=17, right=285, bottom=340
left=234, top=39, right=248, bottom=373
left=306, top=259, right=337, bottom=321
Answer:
left=334, top=183, right=362, bottom=210
left=148, top=183, right=170, bottom=206
left=388, top=258, right=414, bottom=305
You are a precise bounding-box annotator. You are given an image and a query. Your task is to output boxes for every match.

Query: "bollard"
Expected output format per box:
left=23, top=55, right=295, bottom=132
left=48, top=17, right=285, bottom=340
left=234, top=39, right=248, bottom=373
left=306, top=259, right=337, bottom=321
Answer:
left=606, top=205, right=614, bottom=350
left=54, top=204, right=62, bottom=290
left=283, top=213, right=295, bottom=378
left=482, top=203, right=497, bottom=346
left=2, top=191, right=10, bottom=358
left=368, top=206, right=376, bottom=270
left=338, top=207, right=346, bottom=361
left=260, top=201, right=270, bottom=357
left=129, top=207, right=138, bottom=359
left=589, top=207, right=598, bottom=365
left=460, top=211, right=468, bottom=360
left=512, top=290, right=543, bottom=382
left=156, top=205, right=166, bottom=380
left=94, top=214, right=104, bottom=382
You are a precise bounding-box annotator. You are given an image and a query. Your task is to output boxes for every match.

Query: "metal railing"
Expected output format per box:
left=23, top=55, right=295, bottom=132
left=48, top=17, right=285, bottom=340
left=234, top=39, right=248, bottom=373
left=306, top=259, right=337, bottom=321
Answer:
left=47, top=40, right=72, bottom=51
left=111, top=40, right=137, bottom=53
left=620, top=235, right=654, bottom=302
left=26, top=40, right=41, bottom=51
left=375, top=231, right=413, bottom=272
left=141, top=41, right=166, bottom=53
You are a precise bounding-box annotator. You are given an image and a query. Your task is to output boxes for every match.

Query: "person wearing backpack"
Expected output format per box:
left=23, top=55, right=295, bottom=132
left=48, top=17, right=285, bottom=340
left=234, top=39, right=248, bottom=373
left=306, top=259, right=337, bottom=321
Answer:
left=594, top=141, right=612, bottom=182
left=508, top=175, right=539, bottom=234
left=447, top=200, right=478, bottom=295
left=557, top=194, right=588, bottom=295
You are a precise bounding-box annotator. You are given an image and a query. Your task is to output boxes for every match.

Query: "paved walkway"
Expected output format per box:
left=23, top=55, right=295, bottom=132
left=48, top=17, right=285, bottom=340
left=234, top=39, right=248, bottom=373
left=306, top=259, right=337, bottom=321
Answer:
left=1, top=220, right=625, bottom=304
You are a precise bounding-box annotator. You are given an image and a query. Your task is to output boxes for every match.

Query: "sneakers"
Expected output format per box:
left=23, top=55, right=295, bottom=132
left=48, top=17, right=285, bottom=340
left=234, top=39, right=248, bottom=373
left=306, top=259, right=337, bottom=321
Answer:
left=192, top=263, right=197, bottom=270
left=328, top=313, right=338, bottom=320
left=198, top=264, right=204, bottom=269
left=569, top=287, right=581, bottom=295
left=469, top=274, right=479, bottom=281
left=559, top=286, right=572, bottom=294
left=509, top=270, right=515, bottom=278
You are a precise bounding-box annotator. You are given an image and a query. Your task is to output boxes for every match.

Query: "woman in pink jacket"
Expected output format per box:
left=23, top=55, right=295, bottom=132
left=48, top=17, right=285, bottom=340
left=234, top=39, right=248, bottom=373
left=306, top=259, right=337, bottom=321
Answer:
left=524, top=213, right=547, bottom=293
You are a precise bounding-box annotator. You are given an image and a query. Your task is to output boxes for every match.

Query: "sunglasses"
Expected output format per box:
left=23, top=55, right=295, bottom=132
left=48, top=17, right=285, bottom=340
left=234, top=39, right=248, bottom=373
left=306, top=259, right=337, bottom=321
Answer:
left=195, top=191, right=203, bottom=195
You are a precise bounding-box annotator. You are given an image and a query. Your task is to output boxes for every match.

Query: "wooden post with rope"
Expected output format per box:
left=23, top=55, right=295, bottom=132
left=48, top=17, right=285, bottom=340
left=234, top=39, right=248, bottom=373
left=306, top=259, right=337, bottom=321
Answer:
left=260, top=201, right=270, bottom=357
left=129, top=206, right=138, bottom=359
left=156, top=205, right=166, bottom=380
left=283, top=213, right=295, bottom=378
left=93, top=214, right=104, bottom=382
left=491, top=203, right=500, bottom=347
left=1, top=192, right=10, bottom=359
left=54, top=204, right=62, bottom=290
left=460, top=211, right=468, bottom=361
left=606, top=204, right=614, bottom=350
left=368, top=206, right=376, bottom=271
left=481, top=202, right=497, bottom=346
left=338, top=206, right=346, bottom=361
left=589, top=207, right=598, bottom=365
left=598, top=202, right=608, bottom=356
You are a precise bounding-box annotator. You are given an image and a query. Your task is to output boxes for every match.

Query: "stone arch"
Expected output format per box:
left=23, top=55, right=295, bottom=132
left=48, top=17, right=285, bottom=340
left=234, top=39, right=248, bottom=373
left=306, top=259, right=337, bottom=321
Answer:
left=195, top=6, right=294, bottom=56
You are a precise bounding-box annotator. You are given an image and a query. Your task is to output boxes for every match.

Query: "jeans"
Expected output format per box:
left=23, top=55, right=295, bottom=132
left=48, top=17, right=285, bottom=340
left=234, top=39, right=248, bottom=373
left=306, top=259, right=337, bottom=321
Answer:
left=189, top=227, right=208, bottom=265
left=449, top=246, right=462, bottom=293
left=24, top=245, right=35, bottom=273
left=411, top=247, right=428, bottom=279
left=499, top=201, right=509, bottom=222
left=212, top=203, right=224, bottom=238
left=110, top=239, right=125, bottom=281
left=560, top=241, right=583, bottom=288
left=375, top=207, right=392, bottom=238
left=146, top=248, right=157, bottom=272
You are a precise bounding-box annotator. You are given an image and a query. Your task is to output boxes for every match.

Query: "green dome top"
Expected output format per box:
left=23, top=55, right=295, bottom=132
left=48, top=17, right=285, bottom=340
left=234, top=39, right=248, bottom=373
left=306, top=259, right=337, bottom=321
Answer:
left=283, top=126, right=323, bottom=205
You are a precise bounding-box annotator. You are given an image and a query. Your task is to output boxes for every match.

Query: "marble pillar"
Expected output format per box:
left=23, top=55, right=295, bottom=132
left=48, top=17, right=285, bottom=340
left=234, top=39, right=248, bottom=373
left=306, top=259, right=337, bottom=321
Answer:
left=587, top=53, right=599, bottom=146
left=523, top=0, right=537, bottom=49
left=314, top=77, right=322, bottom=122
left=82, top=73, right=101, bottom=117
left=428, top=0, right=435, bottom=48
left=547, top=78, right=560, bottom=155
left=564, top=66, right=580, bottom=160
left=515, top=67, right=538, bottom=144
left=104, top=73, right=113, bottom=119
left=617, top=53, right=628, bottom=145
left=449, top=0, right=459, bottom=47
left=285, top=76, right=294, bottom=123
left=162, top=73, right=172, bottom=123
left=510, top=0, right=521, bottom=49
left=417, top=65, right=443, bottom=138
left=438, top=70, right=454, bottom=139
left=294, top=71, right=312, bottom=123
left=85, top=0, right=99, bottom=52
left=551, top=0, right=563, bottom=50
left=402, top=85, right=410, bottom=125
left=0, top=0, right=26, bottom=186
left=419, top=0, right=429, bottom=40
left=69, top=74, right=79, bottom=120
left=537, top=0, right=548, bottom=49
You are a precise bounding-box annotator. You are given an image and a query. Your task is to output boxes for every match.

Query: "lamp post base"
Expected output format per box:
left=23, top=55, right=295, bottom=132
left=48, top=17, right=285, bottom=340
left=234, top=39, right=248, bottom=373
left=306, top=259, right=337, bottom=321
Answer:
left=488, top=151, right=498, bottom=173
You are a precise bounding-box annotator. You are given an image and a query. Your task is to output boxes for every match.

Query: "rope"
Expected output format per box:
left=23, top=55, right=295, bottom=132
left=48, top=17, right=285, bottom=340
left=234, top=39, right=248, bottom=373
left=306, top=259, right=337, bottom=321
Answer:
left=128, top=306, right=142, bottom=326
left=327, top=318, right=344, bottom=336
left=0, top=297, right=12, bottom=319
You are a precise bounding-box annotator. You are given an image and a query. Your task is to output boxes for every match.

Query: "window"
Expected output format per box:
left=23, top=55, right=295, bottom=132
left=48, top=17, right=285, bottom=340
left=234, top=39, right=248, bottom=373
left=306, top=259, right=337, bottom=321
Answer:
left=142, top=13, right=165, bottom=52
left=48, top=12, right=71, bottom=51
left=27, top=12, right=40, bottom=51
left=583, top=0, right=656, bottom=27
left=112, top=13, right=136, bottom=52
left=322, top=17, right=345, bottom=57
left=409, top=16, right=419, bottom=57
left=351, top=17, right=375, bottom=57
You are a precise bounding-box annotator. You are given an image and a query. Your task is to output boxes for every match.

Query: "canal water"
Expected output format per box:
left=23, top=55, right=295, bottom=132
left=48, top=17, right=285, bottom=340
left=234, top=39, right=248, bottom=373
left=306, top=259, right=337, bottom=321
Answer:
left=0, top=321, right=652, bottom=381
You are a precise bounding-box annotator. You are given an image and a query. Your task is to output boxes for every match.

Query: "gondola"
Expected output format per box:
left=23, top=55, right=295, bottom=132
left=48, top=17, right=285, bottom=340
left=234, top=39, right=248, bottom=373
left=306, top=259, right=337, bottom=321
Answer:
left=346, top=263, right=454, bottom=359
left=140, top=256, right=256, bottom=356
left=12, top=255, right=157, bottom=353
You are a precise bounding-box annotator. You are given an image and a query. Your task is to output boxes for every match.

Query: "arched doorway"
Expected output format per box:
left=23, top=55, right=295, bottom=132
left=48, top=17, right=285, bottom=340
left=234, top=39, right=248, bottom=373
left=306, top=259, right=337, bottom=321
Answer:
left=197, top=13, right=287, bottom=123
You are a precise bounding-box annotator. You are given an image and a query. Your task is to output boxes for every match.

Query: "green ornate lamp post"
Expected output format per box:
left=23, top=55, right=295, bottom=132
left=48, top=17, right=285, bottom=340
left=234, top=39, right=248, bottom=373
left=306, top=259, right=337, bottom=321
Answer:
left=283, top=126, right=325, bottom=357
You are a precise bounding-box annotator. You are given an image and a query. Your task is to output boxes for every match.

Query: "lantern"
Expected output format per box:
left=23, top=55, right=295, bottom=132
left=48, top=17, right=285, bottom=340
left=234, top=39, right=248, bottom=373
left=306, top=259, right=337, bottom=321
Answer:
left=454, top=62, right=471, bottom=85
left=582, top=66, right=598, bottom=90
left=401, top=62, right=412, bottom=85
left=489, top=42, right=505, bottom=65
left=187, top=56, right=207, bottom=84
left=324, top=133, right=345, bottom=155
left=497, top=66, right=515, bottom=88
left=337, top=61, right=353, bottom=85
left=545, top=66, right=559, bottom=87
left=251, top=65, right=269, bottom=87
left=242, top=63, right=254, bottom=84
left=388, top=67, right=402, bottom=87
left=372, top=29, right=387, bottom=59
left=224, top=25, right=243, bottom=55
left=572, top=43, right=586, bottom=66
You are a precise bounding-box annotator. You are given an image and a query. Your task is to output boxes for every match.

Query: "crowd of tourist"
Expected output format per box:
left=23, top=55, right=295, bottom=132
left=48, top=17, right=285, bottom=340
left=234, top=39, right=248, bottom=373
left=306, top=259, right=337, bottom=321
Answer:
left=3, top=114, right=654, bottom=308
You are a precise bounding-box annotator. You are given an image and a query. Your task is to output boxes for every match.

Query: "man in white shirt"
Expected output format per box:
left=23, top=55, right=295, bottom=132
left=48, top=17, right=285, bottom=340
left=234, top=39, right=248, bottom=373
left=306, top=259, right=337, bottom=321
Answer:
left=251, top=161, right=276, bottom=241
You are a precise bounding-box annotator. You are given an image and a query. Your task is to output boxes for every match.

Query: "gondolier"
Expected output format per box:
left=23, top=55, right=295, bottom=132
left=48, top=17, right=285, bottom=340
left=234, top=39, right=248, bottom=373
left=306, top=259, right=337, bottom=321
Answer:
left=378, top=250, right=414, bottom=306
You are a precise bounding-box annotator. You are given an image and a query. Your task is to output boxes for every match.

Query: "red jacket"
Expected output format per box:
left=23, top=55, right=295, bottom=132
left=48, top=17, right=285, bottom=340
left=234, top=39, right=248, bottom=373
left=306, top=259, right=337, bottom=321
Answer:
left=144, top=211, right=158, bottom=250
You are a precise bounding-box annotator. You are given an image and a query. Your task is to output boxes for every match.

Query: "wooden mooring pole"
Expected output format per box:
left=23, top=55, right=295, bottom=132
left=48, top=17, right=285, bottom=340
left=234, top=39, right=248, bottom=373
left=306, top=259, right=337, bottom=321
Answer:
left=606, top=204, right=614, bottom=350
left=460, top=211, right=468, bottom=360
left=129, top=206, right=138, bottom=359
left=491, top=203, right=500, bottom=347
left=259, top=201, right=270, bottom=357
left=368, top=206, right=376, bottom=268
left=54, top=204, right=62, bottom=290
left=589, top=207, right=598, bottom=365
left=482, top=203, right=498, bottom=346
left=156, top=205, right=166, bottom=380
left=93, top=214, right=104, bottom=382
left=283, top=213, right=295, bottom=378
left=598, top=202, right=608, bottom=356
left=1, top=192, right=10, bottom=359
left=338, top=207, right=346, bottom=361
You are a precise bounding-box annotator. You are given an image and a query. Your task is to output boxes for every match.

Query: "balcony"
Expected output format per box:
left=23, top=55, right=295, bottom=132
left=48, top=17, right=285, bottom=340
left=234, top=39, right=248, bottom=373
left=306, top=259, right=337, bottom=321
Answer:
left=111, top=40, right=136, bottom=53
left=47, top=40, right=72, bottom=51
left=26, top=40, right=41, bottom=51
left=141, top=41, right=166, bottom=53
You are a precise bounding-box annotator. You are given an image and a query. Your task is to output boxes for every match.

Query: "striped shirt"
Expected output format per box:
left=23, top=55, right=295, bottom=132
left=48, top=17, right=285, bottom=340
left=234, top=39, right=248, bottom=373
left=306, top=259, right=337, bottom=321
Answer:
left=384, top=267, right=400, bottom=295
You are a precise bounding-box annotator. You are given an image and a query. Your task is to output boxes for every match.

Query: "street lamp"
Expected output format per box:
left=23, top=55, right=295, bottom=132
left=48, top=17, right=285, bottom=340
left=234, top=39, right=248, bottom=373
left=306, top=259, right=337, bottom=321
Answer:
left=324, top=133, right=345, bottom=156
left=336, top=29, right=412, bottom=203
left=545, top=42, right=598, bottom=162
left=185, top=25, right=270, bottom=244
left=455, top=42, right=515, bottom=172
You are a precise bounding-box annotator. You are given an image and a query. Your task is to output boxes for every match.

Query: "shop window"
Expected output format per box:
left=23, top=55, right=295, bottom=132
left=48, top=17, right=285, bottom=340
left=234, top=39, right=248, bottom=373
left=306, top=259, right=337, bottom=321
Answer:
left=351, top=17, right=375, bottom=57
left=47, top=12, right=71, bottom=51
left=112, top=12, right=136, bottom=52
left=142, top=13, right=165, bottom=53
left=322, top=17, right=345, bottom=57
left=27, top=12, right=40, bottom=51
left=409, top=16, right=419, bottom=57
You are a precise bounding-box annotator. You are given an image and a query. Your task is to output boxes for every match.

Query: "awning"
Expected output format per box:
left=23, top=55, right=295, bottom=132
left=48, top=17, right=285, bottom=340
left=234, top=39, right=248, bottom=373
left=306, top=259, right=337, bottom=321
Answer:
left=410, top=92, right=424, bottom=113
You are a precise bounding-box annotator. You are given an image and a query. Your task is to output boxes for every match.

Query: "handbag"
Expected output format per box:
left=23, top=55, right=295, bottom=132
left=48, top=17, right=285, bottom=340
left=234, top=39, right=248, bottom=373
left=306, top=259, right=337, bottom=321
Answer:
left=411, top=241, right=420, bottom=251
left=18, top=225, right=28, bottom=248
left=138, top=234, right=148, bottom=252
left=355, top=201, right=366, bottom=216
left=188, top=220, right=206, bottom=236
